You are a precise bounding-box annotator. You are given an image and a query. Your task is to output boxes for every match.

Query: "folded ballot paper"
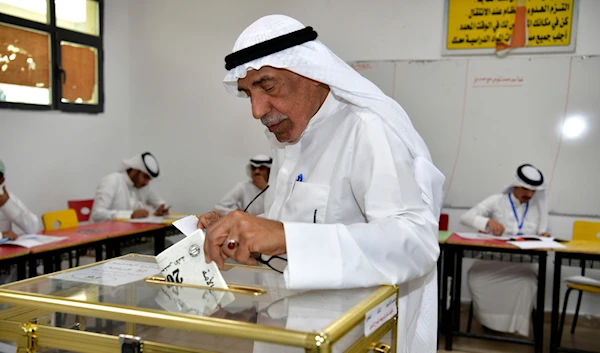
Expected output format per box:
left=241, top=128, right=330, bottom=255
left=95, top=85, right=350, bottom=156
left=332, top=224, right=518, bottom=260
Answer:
left=155, top=216, right=233, bottom=314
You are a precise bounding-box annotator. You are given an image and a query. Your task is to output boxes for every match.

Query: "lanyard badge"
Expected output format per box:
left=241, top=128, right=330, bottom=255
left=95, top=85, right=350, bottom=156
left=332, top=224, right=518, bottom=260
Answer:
left=508, top=194, right=529, bottom=235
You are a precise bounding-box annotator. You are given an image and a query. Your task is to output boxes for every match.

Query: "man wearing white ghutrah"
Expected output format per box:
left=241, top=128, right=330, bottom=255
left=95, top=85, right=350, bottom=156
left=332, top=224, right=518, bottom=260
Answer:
left=214, top=154, right=272, bottom=216
left=91, top=152, right=169, bottom=222
left=198, top=15, right=445, bottom=352
left=461, top=163, right=549, bottom=336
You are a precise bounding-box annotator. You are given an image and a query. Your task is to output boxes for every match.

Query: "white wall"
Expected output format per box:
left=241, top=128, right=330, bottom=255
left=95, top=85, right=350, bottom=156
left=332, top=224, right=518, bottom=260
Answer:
left=127, top=0, right=600, bottom=214
left=0, top=0, right=132, bottom=218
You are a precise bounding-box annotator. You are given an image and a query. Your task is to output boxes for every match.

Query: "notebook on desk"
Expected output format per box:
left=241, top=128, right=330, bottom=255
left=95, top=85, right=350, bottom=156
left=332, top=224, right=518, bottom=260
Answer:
left=0, top=234, right=67, bottom=248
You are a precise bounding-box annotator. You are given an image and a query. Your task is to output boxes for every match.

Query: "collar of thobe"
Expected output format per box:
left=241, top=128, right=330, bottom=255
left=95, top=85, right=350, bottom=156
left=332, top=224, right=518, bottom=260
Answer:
left=302, top=92, right=339, bottom=136
left=122, top=172, right=135, bottom=188
left=509, top=192, right=523, bottom=207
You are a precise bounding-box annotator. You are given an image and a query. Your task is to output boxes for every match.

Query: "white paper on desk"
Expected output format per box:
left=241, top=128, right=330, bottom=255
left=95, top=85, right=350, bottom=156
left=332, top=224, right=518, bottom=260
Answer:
left=163, top=214, right=189, bottom=220
left=50, top=259, right=161, bottom=286
left=172, top=215, right=200, bottom=237
left=455, top=232, right=556, bottom=242
left=127, top=216, right=168, bottom=224
left=0, top=234, right=67, bottom=248
left=155, top=229, right=228, bottom=289
left=508, top=240, right=566, bottom=249
left=455, top=232, right=509, bottom=240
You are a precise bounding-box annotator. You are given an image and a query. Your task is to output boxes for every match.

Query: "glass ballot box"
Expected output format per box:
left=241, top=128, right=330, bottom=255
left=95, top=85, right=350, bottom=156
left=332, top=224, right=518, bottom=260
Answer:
left=0, top=254, right=397, bottom=353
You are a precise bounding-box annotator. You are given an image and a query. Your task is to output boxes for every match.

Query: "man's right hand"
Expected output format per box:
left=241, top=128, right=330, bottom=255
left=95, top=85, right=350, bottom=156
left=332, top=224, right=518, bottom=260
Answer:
left=131, top=209, right=149, bottom=219
left=0, top=186, right=10, bottom=207
left=197, top=211, right=221, bottom=230
left=487, top=219, right=505, bottom=236
left=2, top=230, right=18, bottom=240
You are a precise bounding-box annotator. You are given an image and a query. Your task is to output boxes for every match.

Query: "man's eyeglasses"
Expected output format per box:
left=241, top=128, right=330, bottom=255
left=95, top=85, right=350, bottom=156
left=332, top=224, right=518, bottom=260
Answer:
left=254, top=254, right=287, bottom=274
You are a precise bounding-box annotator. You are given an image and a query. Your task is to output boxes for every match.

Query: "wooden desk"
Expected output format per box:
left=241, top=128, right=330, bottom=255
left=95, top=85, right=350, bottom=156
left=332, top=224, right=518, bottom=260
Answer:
left=35, top=222, right=167, bottom=276
left=0, top=247, right=31, bottom=281
left=443, top=233, right=548, bottom=353
left=1, top=222, right=170, bottom=282
left=105, top=221, right=169, bottom=258
left=550, top=242, right=600, bottom=353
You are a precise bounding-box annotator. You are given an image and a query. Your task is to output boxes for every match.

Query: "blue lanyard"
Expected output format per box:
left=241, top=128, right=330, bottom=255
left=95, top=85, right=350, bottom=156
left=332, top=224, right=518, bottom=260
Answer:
left=508, top=194, right=529, bottom=235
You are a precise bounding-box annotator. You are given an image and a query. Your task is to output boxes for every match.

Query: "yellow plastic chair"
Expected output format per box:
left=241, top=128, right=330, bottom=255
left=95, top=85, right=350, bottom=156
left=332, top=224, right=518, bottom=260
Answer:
left=558, top=220, right=600, bottom=344
left=42, top=209, right=79, bottom=230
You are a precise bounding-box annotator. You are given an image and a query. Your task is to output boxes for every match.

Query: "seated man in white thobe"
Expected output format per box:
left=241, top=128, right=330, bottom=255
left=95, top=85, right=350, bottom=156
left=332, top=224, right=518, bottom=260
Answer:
left=91, top=152, right=169, bottom=222
left=0, top=159, right=41, bottom=283
left=214, top=154, right=271, bottom=216
left=197, top=15, right=445, bottom=353
left=460, top=163, right=549, bottom=336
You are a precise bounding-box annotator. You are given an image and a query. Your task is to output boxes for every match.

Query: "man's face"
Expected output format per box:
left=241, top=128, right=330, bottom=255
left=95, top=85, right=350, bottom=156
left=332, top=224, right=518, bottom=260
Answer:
left=237, top=66, right=328, bottom=143
left=251, top=166, right=270, bottom=183
left=513, top=186, right=536, bottom=203
left=130, top=170, right=151, bottom=188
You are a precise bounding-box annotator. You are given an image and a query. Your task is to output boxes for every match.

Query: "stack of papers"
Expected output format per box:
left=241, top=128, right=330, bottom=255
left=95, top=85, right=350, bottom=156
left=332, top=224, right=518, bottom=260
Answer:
left=0, top=234, right=68, bottom=248
left=455, top=232, right=565, bottom=249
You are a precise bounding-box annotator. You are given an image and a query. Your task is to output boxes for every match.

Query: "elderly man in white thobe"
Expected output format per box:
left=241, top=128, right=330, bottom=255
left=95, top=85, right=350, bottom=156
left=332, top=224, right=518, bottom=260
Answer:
left=214, top=154, right=272, bottom=216
left=197, top=15, right=445, bottom=353
left=91, top=152, right=169, bottom=222
left=460, top=163, right=549, bottom=337
left=0, top=159, right=41, bottom=283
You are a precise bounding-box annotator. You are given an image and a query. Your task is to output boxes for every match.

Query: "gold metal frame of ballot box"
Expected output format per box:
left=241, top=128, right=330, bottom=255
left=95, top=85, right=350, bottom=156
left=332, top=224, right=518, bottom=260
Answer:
left=0, top=254, right=398, bottom=353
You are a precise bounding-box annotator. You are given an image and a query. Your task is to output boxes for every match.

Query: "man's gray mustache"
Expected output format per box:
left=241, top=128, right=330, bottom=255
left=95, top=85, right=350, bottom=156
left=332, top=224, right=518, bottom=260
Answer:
left=261, top=114, right=288, bottom=126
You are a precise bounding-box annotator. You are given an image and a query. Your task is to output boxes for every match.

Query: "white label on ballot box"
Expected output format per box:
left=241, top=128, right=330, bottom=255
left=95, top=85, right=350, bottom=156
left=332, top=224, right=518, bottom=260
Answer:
left=155, top=229, right=228, bottom=290
left=364, top=293, right=397, bottom=337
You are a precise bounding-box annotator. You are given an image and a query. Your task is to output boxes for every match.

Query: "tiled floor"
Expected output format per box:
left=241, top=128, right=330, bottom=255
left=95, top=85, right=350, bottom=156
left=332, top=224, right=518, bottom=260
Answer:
left=439, top=311, right=599, bottom=353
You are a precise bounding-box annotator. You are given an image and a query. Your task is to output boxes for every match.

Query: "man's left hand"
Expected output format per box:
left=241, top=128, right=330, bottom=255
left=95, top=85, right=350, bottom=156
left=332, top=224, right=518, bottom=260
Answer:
left=539, top=232, right=551, bottom=237
left=204, top=210, right=286, bottom=269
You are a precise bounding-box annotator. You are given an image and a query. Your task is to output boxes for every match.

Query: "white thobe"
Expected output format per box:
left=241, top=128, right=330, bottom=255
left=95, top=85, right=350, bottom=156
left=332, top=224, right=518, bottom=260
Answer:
left=460, top=192, right=543, bottom=336
left=90, top=172, right=166, bottom=222
left=214, top=181, right=265, bottom=216
left=264, top=93, right=440, bottom=353
left=0, top=192, right=40, bottom=283
left=0, top=192, right=41, bottom=236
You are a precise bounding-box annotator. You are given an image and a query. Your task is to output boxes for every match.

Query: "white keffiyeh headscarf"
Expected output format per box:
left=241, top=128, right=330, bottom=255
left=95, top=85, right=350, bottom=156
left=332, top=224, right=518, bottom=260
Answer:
left=223, top=14, right=445, bottom=217
left=120, top=152, right=160, bottom=179
left=246, top=154, right=272, bottom=178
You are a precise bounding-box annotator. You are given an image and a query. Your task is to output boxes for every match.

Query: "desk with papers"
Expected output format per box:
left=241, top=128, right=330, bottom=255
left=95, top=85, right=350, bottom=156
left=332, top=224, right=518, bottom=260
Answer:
left=0, top=222, right=171, bottom=281
left=442, top=233, right=551, bottom=353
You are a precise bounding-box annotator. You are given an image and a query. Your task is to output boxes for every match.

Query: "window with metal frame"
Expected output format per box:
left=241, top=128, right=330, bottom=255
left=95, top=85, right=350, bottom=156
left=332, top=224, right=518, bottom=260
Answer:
left=0, top=0, right=104, bottom=113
